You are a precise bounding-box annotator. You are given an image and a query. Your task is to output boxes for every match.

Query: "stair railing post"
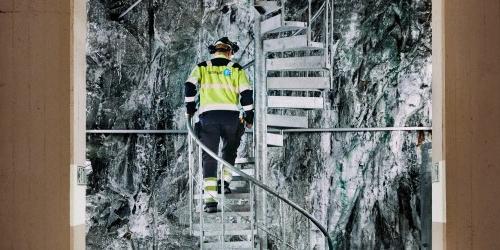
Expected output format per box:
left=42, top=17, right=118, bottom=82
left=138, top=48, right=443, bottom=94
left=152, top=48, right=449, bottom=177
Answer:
left=308, top=0, right=312, bottom=43
left=325, top=0, right=330, bottom=68
left=279, top=199, right=285, bottom=250
left=250, top=182, right=256, bottom=248
left=188, top=124, right=194, bottom=236
left=282, top=0, right=286, bottom=23
left=330, top=0, right=335, bottom=90
left=198, top=145, right=204, bottom=249
left=220, top=165, right=225, bottom=249
left=254, top=6, right=269, bottom=249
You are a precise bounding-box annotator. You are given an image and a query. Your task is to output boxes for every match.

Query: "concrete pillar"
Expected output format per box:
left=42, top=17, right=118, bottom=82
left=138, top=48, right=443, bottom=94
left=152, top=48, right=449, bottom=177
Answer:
left=70, top=0, right=87, bottom=249
left=253, top=7, right=269, bottom=249
left=431, top=0, right=446, bottom=248
left=0, top=0, right=86, bottom=249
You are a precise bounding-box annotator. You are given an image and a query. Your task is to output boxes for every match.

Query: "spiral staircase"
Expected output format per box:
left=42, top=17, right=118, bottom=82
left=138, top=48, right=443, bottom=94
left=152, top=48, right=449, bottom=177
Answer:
left=187, top=1, right=334, bottom=249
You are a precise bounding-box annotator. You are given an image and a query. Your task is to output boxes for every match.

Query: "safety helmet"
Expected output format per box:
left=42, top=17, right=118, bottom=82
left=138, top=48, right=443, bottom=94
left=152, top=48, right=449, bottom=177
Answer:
left=208, top=37, right=240, bottom=54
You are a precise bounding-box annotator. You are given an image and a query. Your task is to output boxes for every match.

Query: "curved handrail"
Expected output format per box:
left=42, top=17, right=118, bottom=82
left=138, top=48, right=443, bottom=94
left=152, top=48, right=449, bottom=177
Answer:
left=186, top=115, right=334, bottom=250
left=242, top=59, right=255, bottom=69
left=311, top=1, right=326, bottom=23
left=190, top=176, right=297, bottom=249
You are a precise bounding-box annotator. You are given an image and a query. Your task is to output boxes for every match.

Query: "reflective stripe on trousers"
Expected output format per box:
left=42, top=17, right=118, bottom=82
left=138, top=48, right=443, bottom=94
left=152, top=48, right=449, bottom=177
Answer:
left=200, top=118, right=245, bottom=203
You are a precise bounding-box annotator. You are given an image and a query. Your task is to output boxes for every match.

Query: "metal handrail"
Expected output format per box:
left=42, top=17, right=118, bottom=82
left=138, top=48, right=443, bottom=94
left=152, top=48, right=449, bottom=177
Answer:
left=86, top=127, right=432, bottom=134
left=311, top=1, right=327, bottom=23
left=118, top=0, right=143, bottom=19
left=190, top=177, right=297, bottom=249
left=242, top=59, right=255, bottom=69
left=186, top=115, right=334, bottom=250
left=291, top=1, right=327, bottom=38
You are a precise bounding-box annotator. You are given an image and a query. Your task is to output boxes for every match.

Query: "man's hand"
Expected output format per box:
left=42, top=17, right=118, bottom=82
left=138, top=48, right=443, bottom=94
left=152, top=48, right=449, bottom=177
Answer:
left=186, top=103, right=197, bottom=117
left=240, top=118, right=253, bottom=129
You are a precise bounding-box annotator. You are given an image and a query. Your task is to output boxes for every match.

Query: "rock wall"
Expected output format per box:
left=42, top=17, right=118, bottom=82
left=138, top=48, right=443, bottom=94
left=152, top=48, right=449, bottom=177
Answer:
left=86, top=0, right=431, bottom=249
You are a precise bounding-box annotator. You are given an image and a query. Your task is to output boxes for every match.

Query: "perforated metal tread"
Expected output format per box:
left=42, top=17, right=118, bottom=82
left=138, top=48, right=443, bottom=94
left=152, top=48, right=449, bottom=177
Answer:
left=196, top=204, right=250, bottom=213
left=203, top=240, right=253, bottom=249
left=201, top=211, right=252, bottom=219
left=267, top=77, right=330, bottom=90
left=193, top=193, right=250, bottom=200
left=232, top=168, right=254, bottom=176
left=268, top=96, right=324, bottom=109
left=194, top=223, right=251, bottom=231
left=267, top=132, right=284, bottom=147
left=254, top=0, right=280, bottom=14
left=235, top=157, right=255, bottom=165
left=263, top=35, right=324, bottom=52
left=261, top=14, right=307, bottom=35
left=266, top=56, right=327, bottom=71
left=267, top=114, right=308, bottom=128
left=194, top=229, right=253, bottom=237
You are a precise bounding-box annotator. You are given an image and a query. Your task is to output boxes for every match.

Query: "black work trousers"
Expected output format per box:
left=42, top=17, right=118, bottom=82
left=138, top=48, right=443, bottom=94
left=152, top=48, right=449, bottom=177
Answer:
left=198, top=117, right=245, bottom=180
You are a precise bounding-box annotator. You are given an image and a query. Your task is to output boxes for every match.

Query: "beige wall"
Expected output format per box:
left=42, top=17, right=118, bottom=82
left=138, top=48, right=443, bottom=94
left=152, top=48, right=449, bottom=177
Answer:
left=0, top=0, right=85, bottom=249
left=431, top=0, right=446, bottom=248
left=70, top=0, right=87, bottom=249
left=444, top=0, right=500, bottom=249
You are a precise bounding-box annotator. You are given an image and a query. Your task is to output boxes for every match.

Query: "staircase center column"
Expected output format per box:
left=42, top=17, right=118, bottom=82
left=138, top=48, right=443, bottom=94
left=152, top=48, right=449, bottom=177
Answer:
left=253, top=7, right=269, bottom=249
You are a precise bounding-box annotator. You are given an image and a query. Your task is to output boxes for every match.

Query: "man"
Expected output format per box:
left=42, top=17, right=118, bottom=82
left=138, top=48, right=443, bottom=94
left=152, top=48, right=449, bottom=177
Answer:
left=184, top=37, right=254, bottom=213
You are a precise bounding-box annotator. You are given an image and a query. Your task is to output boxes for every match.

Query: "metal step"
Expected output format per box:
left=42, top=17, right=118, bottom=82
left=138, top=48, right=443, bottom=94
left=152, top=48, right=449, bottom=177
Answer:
left=263, top=35, right=324, bottom=52
left=267, top=133, right=283, bottom=147
left=196, top=212, right=253, bottom=224
left=194, top=223, right=251, bottom=232
left=196, top=204, right=250, bottom=213
left=235, top=157, right=255, bottom=165
left=267, top=114, right=308, bottom=128
left=267, top=77, right=330, bottom=90
left=232, top=168, right=254, bottom=177
left=266, top=56, right=326, bottom=71
left=232, top=169, right=255, bottom=181
left=194, top=228, right=252, bottom=237
left=268, top=96, right=324, bottom=109
left=195, top=229, right=253, bottom=237
left=261, top=14, right=307, bottom=34
left=254, top=0, right=280, bottom=14
left=194, top=193, right=250, bottom=200
left=230, top=181, right=249, bottom=190
left=204, top=240, right=253, bottom=249
left=201, top=211, right=252, bottom=219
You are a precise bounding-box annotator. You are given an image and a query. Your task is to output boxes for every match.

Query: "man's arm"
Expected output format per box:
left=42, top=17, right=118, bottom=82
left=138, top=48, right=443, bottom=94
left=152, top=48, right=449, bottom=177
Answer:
left=237, top=67, right=254, bottom=125
left=185, top=66, right=200, bottom=116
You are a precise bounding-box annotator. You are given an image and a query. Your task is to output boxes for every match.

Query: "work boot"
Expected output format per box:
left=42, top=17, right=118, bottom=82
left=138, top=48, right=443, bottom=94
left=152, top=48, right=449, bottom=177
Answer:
left=217, top=180, right=231, bottom=194
left=204, top=202, right=218, bottom=213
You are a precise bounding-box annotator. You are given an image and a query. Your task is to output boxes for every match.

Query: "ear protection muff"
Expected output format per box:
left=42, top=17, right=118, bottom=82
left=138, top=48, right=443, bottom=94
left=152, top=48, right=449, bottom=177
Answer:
left=208, top=44, right=217, bottom=54
left=207, top=38, right=240, bottom=54
left=229, top=42, right=239, bottom=53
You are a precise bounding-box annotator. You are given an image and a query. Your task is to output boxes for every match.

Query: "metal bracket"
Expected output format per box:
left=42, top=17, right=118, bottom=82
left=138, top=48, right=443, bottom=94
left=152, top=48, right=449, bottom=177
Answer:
left=77, top=165, right=88, bottom=185
left=118, top=0, right=143, bottom=19
left=432, top=162, right=440, bottom=183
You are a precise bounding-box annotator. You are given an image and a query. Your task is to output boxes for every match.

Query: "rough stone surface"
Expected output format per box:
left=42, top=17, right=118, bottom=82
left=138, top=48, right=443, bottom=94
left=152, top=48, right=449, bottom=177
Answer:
left=86, top=0, right=431, bottom=249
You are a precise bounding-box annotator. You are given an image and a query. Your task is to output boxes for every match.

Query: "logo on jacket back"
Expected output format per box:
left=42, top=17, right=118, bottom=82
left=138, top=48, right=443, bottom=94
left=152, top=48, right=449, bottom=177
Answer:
left=223, top=68, right=232, bottom=76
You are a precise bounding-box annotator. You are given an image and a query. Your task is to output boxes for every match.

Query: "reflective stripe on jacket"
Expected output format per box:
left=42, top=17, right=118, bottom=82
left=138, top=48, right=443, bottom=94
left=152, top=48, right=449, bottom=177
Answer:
left=184, top=55, right=254, bottom=117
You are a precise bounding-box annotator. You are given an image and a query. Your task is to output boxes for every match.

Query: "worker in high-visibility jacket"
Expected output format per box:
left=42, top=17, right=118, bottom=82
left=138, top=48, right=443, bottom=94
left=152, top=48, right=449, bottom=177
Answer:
left=184, top=37, right=254, bottom=213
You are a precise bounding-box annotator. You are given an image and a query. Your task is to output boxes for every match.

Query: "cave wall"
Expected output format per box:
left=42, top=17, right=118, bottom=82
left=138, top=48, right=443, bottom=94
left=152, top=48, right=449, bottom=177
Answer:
left=86, top=0, right=431, bottom=249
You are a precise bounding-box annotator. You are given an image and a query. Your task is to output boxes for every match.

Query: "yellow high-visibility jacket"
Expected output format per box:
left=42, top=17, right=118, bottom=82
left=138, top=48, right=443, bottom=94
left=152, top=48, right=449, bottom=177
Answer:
left=184, top=55, right=254, bottom=123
